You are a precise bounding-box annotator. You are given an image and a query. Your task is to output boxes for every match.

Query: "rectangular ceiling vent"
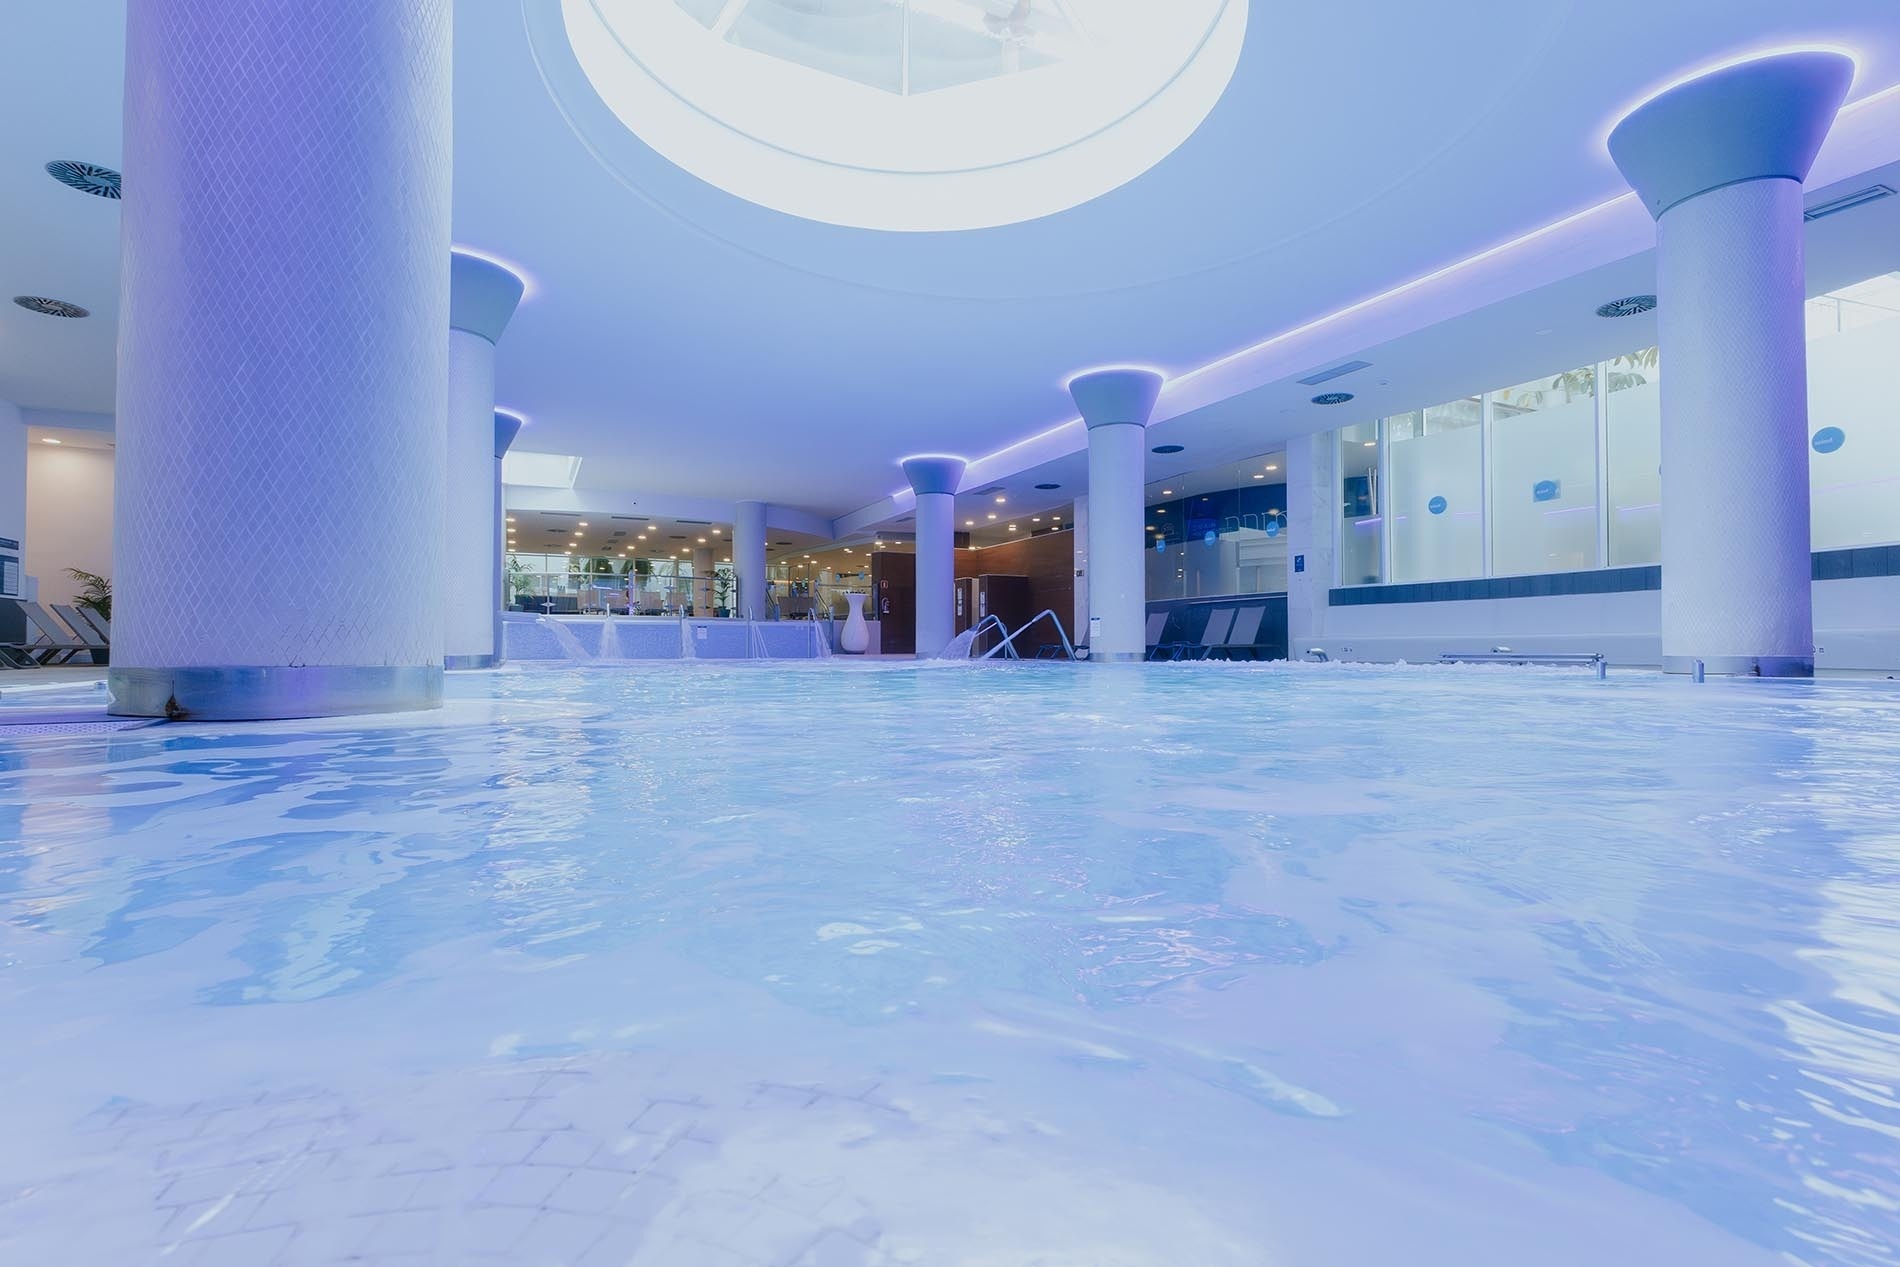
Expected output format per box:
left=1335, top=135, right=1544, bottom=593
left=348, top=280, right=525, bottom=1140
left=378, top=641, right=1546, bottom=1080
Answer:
left=1805, top=185, right=1896, bottom=222
left=610, top=514, right=645, bottom=521
left=969, top=485, right=1007, bottom=497
left=542, top=511, right=581, bottom=518
left=676, top=519, right=713, bottom=526
left=1297, top=360, right=1372, bottom=386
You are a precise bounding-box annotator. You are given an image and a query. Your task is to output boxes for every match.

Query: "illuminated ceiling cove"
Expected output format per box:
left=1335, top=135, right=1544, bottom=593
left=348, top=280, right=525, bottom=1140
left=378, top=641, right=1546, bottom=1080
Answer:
left=561, top=0, right=1248, bottom=231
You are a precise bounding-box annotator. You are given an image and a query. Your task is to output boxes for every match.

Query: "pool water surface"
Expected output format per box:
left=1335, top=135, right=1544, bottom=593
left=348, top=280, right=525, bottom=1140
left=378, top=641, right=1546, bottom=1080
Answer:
left=2, top=662, right=1897, bottom=1265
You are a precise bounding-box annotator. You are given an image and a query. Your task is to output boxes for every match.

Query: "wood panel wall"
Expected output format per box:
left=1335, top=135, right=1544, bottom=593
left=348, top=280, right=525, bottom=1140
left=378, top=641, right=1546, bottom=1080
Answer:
left=955, top=529, right=1074, bottom=629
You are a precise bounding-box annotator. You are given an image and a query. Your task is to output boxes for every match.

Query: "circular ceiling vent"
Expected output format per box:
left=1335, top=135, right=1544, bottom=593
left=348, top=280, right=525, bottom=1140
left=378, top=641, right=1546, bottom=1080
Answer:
left=13, top=296, right=89, bottom=318
left=1311, top=392, right=1355, bottom=406
left=1034, top=483, right=1061, bottom=490
left=45, top=160, right=122, bottom=199
left=1596, top=295, right=1657, bottom=319
left=1151, top=444, right=1186, bottom=455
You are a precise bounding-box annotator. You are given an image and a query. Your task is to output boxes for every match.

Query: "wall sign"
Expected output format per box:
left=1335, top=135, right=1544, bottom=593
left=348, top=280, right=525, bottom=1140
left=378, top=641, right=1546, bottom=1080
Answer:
left=1294, top=554, right=1306, bottom=573
left=1265, top=519, right=1282, bottom=538
left=1428, top=496, right=1447, bottom=516
left=1155, top=538, right=1167, bottom=553
left=1203, top=529, right=1218, bottom=546
left=1812, top=426, right=1846, bottom=454
left=1532, top=479, right=1561, bottom=503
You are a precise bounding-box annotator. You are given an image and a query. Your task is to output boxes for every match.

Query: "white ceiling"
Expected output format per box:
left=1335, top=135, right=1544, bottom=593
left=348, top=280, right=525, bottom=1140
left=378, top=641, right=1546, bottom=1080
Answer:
left=5, top=2, right=1900, bottom=529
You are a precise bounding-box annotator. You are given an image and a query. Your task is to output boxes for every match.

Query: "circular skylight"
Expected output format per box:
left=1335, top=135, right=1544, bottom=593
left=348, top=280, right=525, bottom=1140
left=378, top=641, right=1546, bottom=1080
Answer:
left=563, top=0, right=1248, bottom=231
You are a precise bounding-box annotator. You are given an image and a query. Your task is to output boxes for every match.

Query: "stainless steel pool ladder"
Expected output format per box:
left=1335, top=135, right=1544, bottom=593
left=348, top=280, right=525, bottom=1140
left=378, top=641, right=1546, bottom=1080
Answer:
left=978, top=610, right=1077, bottom=662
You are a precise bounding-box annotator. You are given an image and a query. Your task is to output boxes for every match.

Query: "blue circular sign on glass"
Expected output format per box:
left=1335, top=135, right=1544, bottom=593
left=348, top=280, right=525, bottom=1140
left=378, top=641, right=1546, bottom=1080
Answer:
left=1428, top=496, right=1448, bottom=516
left=1812, top=426, right=1846, bottom=454
left=1154, top=538, right=1167, bottom=553
left=1265, top=518, right=1282, bottom=538
left=1203, top=529, right=1217, bottom=546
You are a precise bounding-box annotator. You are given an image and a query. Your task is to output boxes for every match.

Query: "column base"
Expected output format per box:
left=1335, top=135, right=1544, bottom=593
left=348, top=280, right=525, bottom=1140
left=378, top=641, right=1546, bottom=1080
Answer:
left=444, top=654, right=500, bottom=671
left=108, top=665, right=443, bottom=720
left=1089, top=651, right=1147, bottom=664
left=1662, top=654, right=1813, bottom=678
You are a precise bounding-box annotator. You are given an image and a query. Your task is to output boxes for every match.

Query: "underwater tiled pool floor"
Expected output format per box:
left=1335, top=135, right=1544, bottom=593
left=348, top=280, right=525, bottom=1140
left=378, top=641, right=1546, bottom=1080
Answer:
left=3, top=662, right=1898, bottom=1265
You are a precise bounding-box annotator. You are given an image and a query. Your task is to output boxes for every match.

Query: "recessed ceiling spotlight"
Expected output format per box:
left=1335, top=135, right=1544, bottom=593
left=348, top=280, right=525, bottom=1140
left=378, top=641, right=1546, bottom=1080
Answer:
left=577, top=521, right=589, bottom=527
left=1252, top=473, right=1264, bottom=480
left=1034, top=483, right=1060, bottom=491
left=1161, top=489, right=1173, bottom=495
left=987, top=513, right=997, bottom=520
left=994, top=496, right=1007, bottom=504
left=41, top=437, right=61, bottom=445
left=1031, top=517, right=1041, bottom=523
left=965, top=520, right=975, bottom=526
left=45, top=160, right=122, bottom=199
left=697, top=537, right=707, bottom=544
left=1596, top=295, right=1656, bottom=319
left=1265, top=464, right=1279, bottom=471
left=1152, top=444, right=1185, bottom=455
left=1311, top=392, right=1355, bottom=406
left=13, top=296, right=88, bottom=318
left=1363, top=441, right=1377, bottom=448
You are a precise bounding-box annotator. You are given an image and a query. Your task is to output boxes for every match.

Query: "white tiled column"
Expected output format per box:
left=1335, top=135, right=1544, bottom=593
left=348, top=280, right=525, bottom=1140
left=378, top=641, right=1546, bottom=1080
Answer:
left=901, top=455, right=967, bottom=658
left=733, top=501, right=768, bottom=620
left=1070, top=369, right=1163, bottom=662
left=445, top=251, right=526, bottom=669
left=1071, top=494, right=1090, bottom=646
left=1609, top=51, right=1851, bottom=677
left=111, top=0, right=452, bottom=718
left=1285, top=431, right=1336, bottom=655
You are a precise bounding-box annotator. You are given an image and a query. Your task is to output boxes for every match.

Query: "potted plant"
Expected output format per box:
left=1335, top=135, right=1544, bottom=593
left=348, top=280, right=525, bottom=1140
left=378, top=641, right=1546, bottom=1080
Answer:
left=66, top=569, right=111, bottom=664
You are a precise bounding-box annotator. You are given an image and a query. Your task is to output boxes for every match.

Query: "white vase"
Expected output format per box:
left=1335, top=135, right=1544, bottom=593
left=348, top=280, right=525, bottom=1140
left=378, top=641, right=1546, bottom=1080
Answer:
left=840, top=592, right=870, bottom=654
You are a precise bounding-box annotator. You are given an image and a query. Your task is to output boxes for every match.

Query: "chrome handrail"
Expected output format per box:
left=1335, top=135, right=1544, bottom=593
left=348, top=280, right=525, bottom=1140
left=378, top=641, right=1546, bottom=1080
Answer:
left=979, top=610, right=1076, bottom=662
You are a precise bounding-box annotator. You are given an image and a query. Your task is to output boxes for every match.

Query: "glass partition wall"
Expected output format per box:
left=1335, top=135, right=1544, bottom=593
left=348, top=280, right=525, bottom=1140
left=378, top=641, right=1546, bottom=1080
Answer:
left=1145, top=452, right=1289, bottom=600
left=1330, top=269, right=1900, bottom=587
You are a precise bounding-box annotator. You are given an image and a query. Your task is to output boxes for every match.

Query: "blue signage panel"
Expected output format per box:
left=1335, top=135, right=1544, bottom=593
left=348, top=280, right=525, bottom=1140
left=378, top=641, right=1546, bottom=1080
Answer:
left=1155, top=538, right=1167, bottom=553
left=1294, top=554, right=1306, bottom=574
left=1428, top=496, right=1447, bottom=516
left=1532, top=479, right=1561, bottom=503
left=1265, top=518, right=1282, bottom=538
left=1812, top=426, right=1846, bottom=454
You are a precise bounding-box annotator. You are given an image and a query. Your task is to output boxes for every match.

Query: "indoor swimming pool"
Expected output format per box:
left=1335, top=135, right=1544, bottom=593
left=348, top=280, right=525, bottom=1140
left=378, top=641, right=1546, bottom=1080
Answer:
left=2, top=663, right=1898, bottom=1266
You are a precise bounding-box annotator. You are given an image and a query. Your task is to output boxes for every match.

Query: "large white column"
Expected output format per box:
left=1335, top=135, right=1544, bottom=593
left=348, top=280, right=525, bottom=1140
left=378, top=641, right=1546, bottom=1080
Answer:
left=111, top=0, right=451, bottom=719
left=1070, top=369, right=1163, bottom=662
left=1285, top=431, right=1336, bottom=655
left=733, top=500, right=768, bottom=620
left=901, top=455, right=968, bottom=658
left=492, top=411, right=523, bottom=660
left=1071, top=493, right=1090, bottom=643
left=445, top=251, right=526, bottom=669
left=1609, top=51, right=1851, bottom=677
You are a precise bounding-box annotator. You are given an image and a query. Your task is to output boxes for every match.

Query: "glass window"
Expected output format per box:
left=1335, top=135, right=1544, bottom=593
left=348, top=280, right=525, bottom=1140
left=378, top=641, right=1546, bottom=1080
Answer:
left=1337, top=421, right=1383, bottom=584
left=1388, top=400, right=1483, bottom=582
left=1490, top=369, right=1599, bottom=575
left=1809, top=276, right=1900, bottom=549
left=1142, top=452, right=1291, bottom=600
left=1605, top=348, right=1662, bottom=567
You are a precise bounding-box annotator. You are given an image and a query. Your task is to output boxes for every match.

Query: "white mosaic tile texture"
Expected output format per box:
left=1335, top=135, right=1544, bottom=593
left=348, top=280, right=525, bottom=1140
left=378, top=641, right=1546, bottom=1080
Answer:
left=447, top=330, right=500, bottom=661
left=1657, top=178, right=1815, bottom=662
left=114, top=0, right=453, bottom=669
